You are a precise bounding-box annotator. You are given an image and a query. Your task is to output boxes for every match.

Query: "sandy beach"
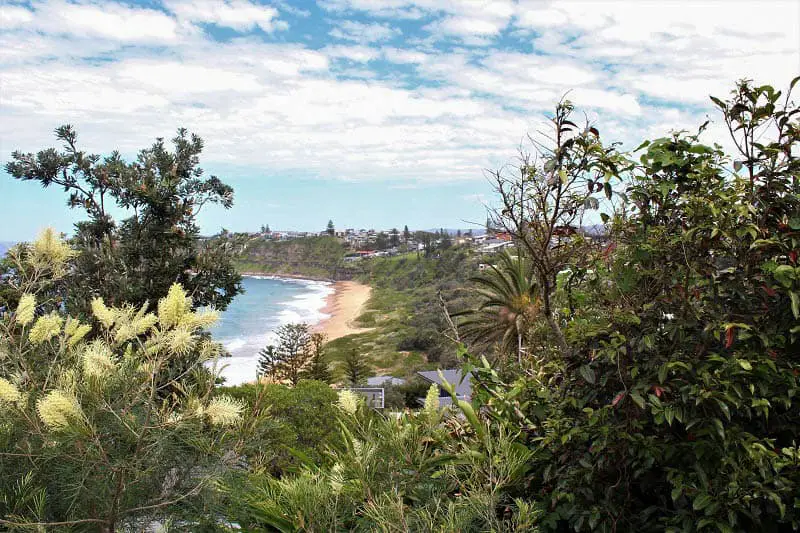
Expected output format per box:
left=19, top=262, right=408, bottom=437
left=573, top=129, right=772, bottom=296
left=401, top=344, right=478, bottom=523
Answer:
left=315, top=281, right=373, bottom=341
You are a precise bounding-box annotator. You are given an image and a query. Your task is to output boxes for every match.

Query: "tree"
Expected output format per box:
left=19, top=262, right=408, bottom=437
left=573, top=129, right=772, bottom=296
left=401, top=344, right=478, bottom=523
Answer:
left=5, top=126, right=243, bottom=316
left=301, top=332, right=332, bottom=383
left=403, top=225, right=411, bottom=250
left=455, top=249, right=539, bottom=362
left=487, top=99, right=627, bottom=354
left=0, top=230, right=245, bottom=530
left=375, top=231, right=389, bottom=250
left=342, top=349, right=370, bottom=386
left=389, top=228, right=400, bottom=248
left=439, top=229, right=452, bottom=250
left=259, top=323, right=312, bottom=386
left=466, top=79, right=800, bottom=531
left=326, top=220, right=335, bottom=236
left=257, top=344, right=281, bottom=379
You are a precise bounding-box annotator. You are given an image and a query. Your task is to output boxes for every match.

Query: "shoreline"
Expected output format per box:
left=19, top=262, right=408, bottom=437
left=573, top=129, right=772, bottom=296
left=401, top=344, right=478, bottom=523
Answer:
left=314, top=281, right=373, bottom=342
left=239, top=271, right=335, bottom=282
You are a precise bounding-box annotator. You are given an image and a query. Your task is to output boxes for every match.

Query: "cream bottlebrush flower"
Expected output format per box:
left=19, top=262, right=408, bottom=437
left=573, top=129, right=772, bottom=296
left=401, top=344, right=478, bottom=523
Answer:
left=198, top=339, right=221, bottom=362
left=204, top=396, right=243, bottom=426
left=91, top=297, right=117, bottom=329
left=329, top=462, right=345, bottom=494
left=16, top=294, right=36, bottom=326
left=158, top=284, right=192, bottom=328
left=0, top=378, right=22, bottom=405
left=28, top=312, right=64, bottom=345
left=65, top=318, right=92, bottom=347
left=168, top=326, right=196, bottom=356
left=36, top=390, right=84, bottom=431
left=184, top=309, right=220, bottom=330
left=423, top=383, right=440, bottom=414
left=32, top=227, right=75, bottom=276
left=82, top=341, right=116, bottom=380
left=337, top=389, right=360, bottom=415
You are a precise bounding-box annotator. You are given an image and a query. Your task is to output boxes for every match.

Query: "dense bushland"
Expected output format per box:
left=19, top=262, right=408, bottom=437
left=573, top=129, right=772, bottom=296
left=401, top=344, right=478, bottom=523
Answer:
left=1, top=78, right=798, bottom=532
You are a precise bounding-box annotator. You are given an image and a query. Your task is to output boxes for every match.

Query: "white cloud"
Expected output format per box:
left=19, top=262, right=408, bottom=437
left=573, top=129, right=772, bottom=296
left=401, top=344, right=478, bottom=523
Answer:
left=329, top=20, right=401, bottom=43
left=0, top=4, right=35, bottom=29
left=1, top=0, right=798, bottom=190
left=25, top=0, right=181, bottom=42
left=165, top=0, right=285, bottom=33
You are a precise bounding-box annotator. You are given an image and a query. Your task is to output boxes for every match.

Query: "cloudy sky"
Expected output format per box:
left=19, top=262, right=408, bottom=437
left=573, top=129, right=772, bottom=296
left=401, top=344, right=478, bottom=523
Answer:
left=1, top=0, right=798, bottom=240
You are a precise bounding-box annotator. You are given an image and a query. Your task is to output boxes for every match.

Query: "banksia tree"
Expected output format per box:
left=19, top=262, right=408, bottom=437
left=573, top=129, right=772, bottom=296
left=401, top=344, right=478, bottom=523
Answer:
left=0, top=229, right=244, bottom=531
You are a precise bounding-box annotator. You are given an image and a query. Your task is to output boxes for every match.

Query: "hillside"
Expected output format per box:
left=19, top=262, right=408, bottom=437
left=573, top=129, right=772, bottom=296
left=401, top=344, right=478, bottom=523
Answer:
left=324, top=248, right=482, bottom=378
left=223, top=234, right=360, bottom=280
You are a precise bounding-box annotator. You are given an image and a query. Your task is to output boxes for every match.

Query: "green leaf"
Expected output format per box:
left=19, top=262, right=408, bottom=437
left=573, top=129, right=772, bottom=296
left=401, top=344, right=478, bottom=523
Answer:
left=791, top=292, right=799, bottom=320
left=658, top=364, right=668, bottom=384
left=774, top=265, right=795, bottom=288
left=631, top=392, right=646, bottom=409
left=737, top=359, right=752, bottom=371
left=559, top=168, right=568, bottom=185
left=709, top=96, right=726, bottom=109
left=713, top=418, right=726, bottom=440
left=693, top=493, right=713, bottom=511
left=604, top=182, right=612, bottom=200
left=579, top=365, right=596, bottom=384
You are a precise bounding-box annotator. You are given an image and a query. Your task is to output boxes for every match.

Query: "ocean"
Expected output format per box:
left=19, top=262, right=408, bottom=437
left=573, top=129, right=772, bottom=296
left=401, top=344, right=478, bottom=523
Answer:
left=208, top=275, right=334, bottom=385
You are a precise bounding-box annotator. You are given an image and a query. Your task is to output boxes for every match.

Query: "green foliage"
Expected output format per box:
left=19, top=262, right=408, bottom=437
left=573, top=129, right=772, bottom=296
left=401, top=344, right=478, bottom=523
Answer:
left=302, top=333, right=333, bottom=383
left=219, top=380, right=340, bottom=475
left=221, top=392, right=535, bottom=531
left=470, top=79, right=800, bottom=531
left=0, top=232, right=244, bottom=531
left=455, top=249, right=540, bottom=361
left=257, top=323, right=313, bottom=386
left=5, top=126, right=243, bottom=316
left=342, top=348, right=371, bottom=386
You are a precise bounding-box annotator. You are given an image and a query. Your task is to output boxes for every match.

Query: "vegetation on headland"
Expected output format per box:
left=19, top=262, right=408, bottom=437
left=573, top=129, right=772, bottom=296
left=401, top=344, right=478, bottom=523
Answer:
left=1, top=78, right=799, bottom=531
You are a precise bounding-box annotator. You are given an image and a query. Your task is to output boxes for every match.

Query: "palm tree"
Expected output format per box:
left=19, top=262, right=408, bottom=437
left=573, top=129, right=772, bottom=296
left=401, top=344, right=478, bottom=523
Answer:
left=455, top=249, right=539, bottom=363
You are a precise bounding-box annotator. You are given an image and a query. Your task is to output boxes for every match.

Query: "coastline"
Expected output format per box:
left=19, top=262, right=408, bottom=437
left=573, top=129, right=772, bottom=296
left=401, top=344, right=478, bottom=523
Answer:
left=239, top=271, right=335, bottom=282
left=314, top=281, right=373, bottom=342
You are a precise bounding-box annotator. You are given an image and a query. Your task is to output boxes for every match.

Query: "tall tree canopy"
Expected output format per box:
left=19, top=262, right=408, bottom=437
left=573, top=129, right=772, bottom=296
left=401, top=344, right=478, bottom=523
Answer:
left=5, top=126, right=242, bottom=315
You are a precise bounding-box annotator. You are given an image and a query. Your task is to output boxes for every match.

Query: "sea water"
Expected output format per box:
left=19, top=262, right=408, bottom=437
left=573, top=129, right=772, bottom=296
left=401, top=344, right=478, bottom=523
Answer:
left=208, top=275, right=334, bottom=385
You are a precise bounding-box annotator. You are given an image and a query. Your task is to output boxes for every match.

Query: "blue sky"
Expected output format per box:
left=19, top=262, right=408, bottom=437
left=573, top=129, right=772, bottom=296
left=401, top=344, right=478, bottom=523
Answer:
left=1, top=0, right=798, bottom=240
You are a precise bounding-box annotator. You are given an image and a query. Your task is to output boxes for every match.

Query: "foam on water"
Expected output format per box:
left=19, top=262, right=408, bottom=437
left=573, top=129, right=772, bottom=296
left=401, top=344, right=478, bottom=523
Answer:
left=208, top=276, right=333, bottom=385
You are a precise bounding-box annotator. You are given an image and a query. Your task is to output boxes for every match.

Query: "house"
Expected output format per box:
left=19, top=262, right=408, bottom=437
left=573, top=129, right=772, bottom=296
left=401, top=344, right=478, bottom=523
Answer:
left=416, top=369, right=473, bottom=407
left=478, top=241, right=514, bottom=253
left=367, top=376, right=406, bottom=387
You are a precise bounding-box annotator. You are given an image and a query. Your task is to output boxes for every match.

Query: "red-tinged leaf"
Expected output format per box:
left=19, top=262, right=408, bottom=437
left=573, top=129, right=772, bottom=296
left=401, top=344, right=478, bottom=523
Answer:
left=725, top=326, right=735, bottom=348
left=652, top=385, right=664, bottom=398
left=612, top=392, right=625, bottom=407
left=687, top=433, right=696, bottom=441
left=762, top=284, right=777, bottom=297
left=790, top=250, right=798, bottom=264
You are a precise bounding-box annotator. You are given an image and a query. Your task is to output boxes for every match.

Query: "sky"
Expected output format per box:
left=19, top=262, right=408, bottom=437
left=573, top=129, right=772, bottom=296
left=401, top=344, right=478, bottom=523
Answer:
left=0, top=0, right=798, bottom=241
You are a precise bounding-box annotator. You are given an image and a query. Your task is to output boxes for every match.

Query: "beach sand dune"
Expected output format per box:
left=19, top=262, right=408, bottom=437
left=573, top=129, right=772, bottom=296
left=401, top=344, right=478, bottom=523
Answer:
left=315, top=281, right=373, bottom=341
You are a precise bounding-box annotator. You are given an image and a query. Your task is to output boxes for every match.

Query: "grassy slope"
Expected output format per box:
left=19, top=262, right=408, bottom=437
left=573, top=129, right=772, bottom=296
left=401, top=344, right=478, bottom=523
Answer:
left=324, top=249, right=480, bottom=379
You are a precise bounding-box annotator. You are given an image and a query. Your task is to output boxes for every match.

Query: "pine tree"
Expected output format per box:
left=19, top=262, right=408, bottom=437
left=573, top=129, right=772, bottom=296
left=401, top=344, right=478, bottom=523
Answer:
left=343, top=349, right=370, bottom=386
left=257, top=345, right=281, bottom=379
left=257, top=323, right=312, bottom=385
left=302, top=333, right=332, bottom=383
left=326, top=220, right=335, bottom=236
